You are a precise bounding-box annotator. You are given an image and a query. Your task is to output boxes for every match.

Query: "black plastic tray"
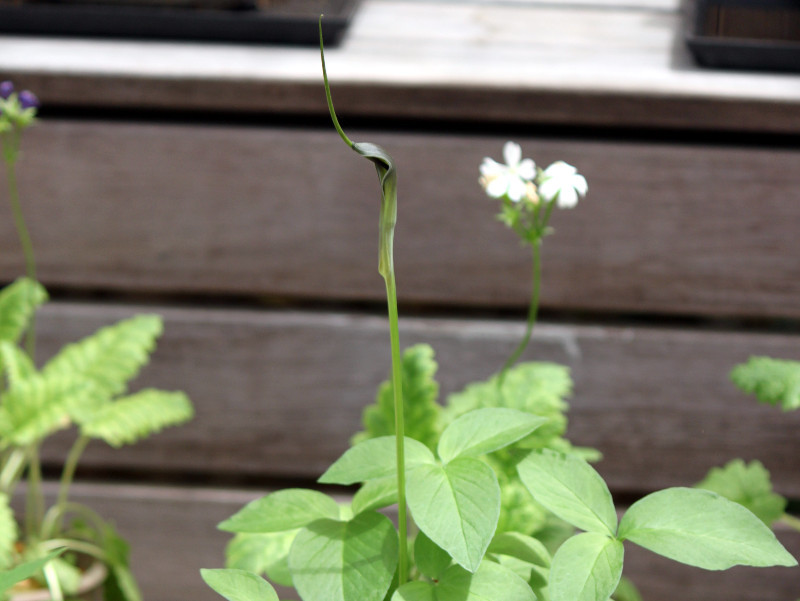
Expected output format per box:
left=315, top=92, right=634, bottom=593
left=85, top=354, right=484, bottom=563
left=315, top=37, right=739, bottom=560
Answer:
left=0, top=0, right=357, bottom=45
left=686, top=0, right=800, bottom=72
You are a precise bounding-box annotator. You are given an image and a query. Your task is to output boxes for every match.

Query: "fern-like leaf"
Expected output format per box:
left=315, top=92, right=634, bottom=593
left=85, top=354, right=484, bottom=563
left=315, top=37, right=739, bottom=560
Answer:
left=0, top=375, right=102, bottom=446
left=42, top=315, right=163, bottom=399
left=730, top=356, right=800, bottom=411
left=0, top=341, right=36, bottom=390
left=81, top=389, right=193, bottom=447
left=0, top=493, right=17, bottom=570
left=352, top=344, right=441, bottom=450
left=0, top=278, right=47, bottom=344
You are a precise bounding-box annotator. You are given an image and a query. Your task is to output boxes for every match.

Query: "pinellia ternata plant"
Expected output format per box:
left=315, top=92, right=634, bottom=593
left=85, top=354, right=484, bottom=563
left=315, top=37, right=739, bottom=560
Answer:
left=0, top=81, right=194, bottom=601
left=200, top=24, right=797, bottom=601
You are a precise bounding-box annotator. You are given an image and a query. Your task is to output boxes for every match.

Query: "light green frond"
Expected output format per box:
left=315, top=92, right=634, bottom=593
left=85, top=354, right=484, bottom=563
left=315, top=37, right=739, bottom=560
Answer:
left=731, top=356, right=800, bottom=411
left=0, top=278, right=47, bottom=344
left=0, top=341, right=36, bottom=390
left=0, top=493, right=17, bottom=570
left=0, top=375, right=101, bottom=446
left=42, top=315, right=163, bottom=399
left=81, top=389, right=193, bottom=447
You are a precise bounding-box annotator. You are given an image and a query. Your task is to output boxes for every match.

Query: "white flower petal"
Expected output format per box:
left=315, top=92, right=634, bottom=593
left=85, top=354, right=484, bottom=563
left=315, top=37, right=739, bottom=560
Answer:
left=480, top=158, right=504, bottom=177
left=543, top=161, right=576, bottom=178
left=517, top=158, right=536, bottom=180
left=538, top=178, right=559, bottom=202
left=485, top=175, right=509, bottom=198
left=557, top=187, right=579, bottom=208
left=503, top=141, right=522, bottom=167
left=507, top=177, right=527, bottom=202
left=572, top=174, right=588, bottom=196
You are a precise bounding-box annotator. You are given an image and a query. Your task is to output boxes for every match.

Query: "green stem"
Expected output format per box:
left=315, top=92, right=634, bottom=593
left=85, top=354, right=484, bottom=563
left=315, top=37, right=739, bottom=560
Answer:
left=780, top=512, right=800, bottom=532
left=3, top=129, right=37, bottom=359
left=497, top=240, right=541, bottom=392
left=24, top=444, right=45, bottom=540
left=49, top=435, right=90, bottom=536
left=0, top=448, right=27, bottom=495
left=42, top=502, right=108, bottom=542
left=384, top=271, right=408, bottom=584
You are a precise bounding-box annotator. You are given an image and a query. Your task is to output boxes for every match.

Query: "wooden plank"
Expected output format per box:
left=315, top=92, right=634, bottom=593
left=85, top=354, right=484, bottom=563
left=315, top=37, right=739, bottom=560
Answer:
left=1, top=120, right=799, bottom=319
left=33, top=301, right=800, bottom=497
left=25, top=481, right=800, bottom=601
left=0, top=0, right=799, bottom=132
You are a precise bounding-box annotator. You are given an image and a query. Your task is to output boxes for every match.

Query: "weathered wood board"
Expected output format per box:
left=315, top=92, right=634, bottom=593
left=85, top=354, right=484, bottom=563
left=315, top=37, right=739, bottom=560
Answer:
left=34, top=301, right=800, bottom=498
left=1, top=120, right=799, bottom=319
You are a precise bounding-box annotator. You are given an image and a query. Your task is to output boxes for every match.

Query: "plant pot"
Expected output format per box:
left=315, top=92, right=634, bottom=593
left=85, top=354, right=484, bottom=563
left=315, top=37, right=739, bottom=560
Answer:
left=10, top=560, right=107, bottom=601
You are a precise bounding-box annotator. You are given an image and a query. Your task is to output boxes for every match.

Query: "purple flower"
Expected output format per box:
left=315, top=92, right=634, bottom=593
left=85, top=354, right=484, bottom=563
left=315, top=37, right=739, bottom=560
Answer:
left=0, top=81, right=13, bottom=100
left=18, top=90, right=39, bottom=110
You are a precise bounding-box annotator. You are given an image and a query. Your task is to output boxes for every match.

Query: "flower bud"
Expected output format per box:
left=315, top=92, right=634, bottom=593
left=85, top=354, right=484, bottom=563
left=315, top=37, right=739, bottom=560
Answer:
left=18, top=90, right=39, bottom=110
left=0, top=81, right=13, bottom=100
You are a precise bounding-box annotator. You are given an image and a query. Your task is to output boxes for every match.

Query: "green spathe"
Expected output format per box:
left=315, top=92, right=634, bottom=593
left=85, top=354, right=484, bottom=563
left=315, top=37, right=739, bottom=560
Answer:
left=392, top=561, right=535, bottom=601
left=618, top=487, right=798, bottom=570
left=437, top=408, right=547, bottom=463
left=319, top=436, right=436, bottom=485
left=218, top=489, right=339, bottom=534
left=549, top=532, right=623, bottom=601
left=406, top=457, right=500, bottom=573
left=200, top=569, right=279, bottom=601
left=289, top=511, right=398, bottom=601
left=517, top=449, right=617, bottom=536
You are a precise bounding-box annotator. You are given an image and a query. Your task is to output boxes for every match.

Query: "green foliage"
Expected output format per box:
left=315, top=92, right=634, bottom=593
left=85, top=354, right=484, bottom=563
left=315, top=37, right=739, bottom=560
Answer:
left=288, top=512, right=398, bottom=601
left=392, top=561, right=536, bottom=601
left=219, top=489, right=340, bottom=534
left=351, top=477, right=397, bottom=515
left=0, top=493, right=16, bottom=570
left=696, top=459, right=786, bottom=526
left=320, top=437, right=436, bottom=486
left=226, top=531, right=298, bottom=587
left=406, top=458, right=500, bottom=573
left=353, top=344, right=441, bottom=450
left=80, top=389, right=193, bottom=447
left=618, top=487, right=797, bottom=569
left=201, top=569, right=279, bottom=601
left=413, top=531, right=451, bottom=580
left=0, top=278, right=46, bottom=344
left=517, top=449, right=617, bottom=536
left=0, top=549, right=65, bottom=595
left=487, top=532, right=550, bottom=568
left=549, top=532, right=623, bottom=601
left=730, top=356, right=800, bottom=410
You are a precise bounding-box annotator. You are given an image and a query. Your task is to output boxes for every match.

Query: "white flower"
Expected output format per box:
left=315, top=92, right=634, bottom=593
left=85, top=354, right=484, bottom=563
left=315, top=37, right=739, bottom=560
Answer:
left=538, top=161, right=588, bottom=209
left=479, top=142, right=536, bottom=202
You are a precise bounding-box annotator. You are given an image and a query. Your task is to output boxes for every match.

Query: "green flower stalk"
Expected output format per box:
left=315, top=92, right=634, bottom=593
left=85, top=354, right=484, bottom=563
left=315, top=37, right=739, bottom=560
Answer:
left=320, top=21, right=409, bottom=584
left=478, top=142, right=587, bottom=389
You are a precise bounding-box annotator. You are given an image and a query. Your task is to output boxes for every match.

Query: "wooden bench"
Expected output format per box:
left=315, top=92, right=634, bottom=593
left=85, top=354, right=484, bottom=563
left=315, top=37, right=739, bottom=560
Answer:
left=1, top=0, right=799, bottom=598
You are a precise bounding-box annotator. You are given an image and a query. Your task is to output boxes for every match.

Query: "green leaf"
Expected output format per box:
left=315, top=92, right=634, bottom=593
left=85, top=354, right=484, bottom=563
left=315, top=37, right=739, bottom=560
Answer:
left=438, top=408, right=547, bottom=463
left=611, top=577, right=643, bottom=601
left=549, top=532, right=623, bottom=601
left=318, top=436, right=436, bottom=485
left=406, top=457, right=500, bottom=573
left=354, top=344, right=441, bottom=451
left=102, top=523, right=142, bottom=601
left=696, top=459, right=786, bottom=526
left=0, top=341, right=36, bottom=389
left=48, top=557, right=82, bottom=595
left=289, top=511, right=398, bottom=601
left=0, top=278, right=47, bottom=344
left=731, top=357, right=800, bottom=410
left=42, top=314, right=163, bottom=399
left=225, top=531, right=298, bottom=586
left=517, top=449, right=617, bottom=536
left=414, top=531, right=452, bottom=580
left=0, top=375, right=101, bottom=445
left=351, top=477, right=397, bottom=515
left=0, top=493, right=17, bottom=570
left=392, top=561, right=535, bottom=601
left=201, top=568, right=279, bottom=601
left=219, top=489, right=340, bottom=534
left=618, top=487, right=798, bottom=569
left=0, top=549, right=65, bottom=595
left=80, top=389, right=193, bottom=447
left=488, top=532, right=550, bottom=568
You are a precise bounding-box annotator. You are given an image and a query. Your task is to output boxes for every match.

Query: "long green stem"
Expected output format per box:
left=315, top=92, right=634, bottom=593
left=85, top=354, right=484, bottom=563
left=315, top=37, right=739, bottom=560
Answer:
left=780, top=512, right=800, bottom=532
left=24, top=445, right=45, bottom=539
left=383, top=271, right=408, bottom=584
left=0, top=448, right=27, bottom=495
left=498, top=240, right=542, bottom=391
left=4, top=131, right=37, bottom=359
left=50, top=435, right=90, bottom=536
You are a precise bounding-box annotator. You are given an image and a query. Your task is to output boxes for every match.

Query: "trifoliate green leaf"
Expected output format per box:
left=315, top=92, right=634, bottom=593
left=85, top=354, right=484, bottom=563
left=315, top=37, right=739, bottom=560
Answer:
left=353, top=344, right=441, bottom=451
left=731, top=357, right=800, bottom=411
left=201, top=568, right=279, bottom=601
left=549, top=532, right=623, bottom=601
left=0, top=278, right=47, bottom=344
left=225, top=531, right=298, bottom=587
left=79, top=389, right=193, bottom=447
left=219, top=489, right=339, bottom=534
left=351, top=477, right=397, bottom=515
left=414, top=531, right=452, bottom=580
left=319, top=436, right=436, bottom=485
left=696, top=459, right=786, bottom=526
left=392, top=562, right=535, bottom=601
left=42, top=315, right=163, bottom=399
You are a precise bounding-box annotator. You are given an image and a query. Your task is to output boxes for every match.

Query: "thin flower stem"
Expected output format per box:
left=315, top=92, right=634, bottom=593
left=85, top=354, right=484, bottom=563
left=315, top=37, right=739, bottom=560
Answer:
left=24, top=444, right=45, bottom=539
left=51, top=435, right=90, bottom=536
left=780, top=512, right=800, bottom=532
left=384, top=271, right=408, bottom=584
left=497, top=240, right=541, bottom=391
